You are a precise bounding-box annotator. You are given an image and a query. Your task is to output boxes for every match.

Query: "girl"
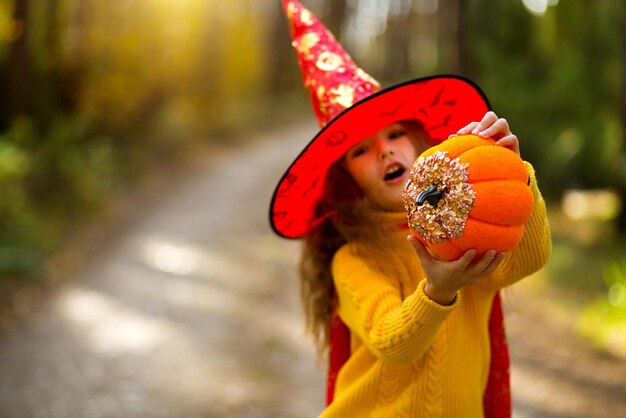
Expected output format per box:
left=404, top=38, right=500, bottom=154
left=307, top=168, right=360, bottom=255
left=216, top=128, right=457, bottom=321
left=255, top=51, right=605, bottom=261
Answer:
left=301, top=113, right=550, bottom=418
left=270, top=1, right=551, bottom=416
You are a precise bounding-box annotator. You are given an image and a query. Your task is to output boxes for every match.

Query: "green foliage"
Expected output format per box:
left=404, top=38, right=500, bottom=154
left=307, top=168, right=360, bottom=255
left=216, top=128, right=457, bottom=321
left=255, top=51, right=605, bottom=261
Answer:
left=0, top=0, right=276, bottom=281
left=578, top=258, right=626, bottom=358
left=541, top=204, right=626, bottom=356
left=0, top=114, right=114, bottom=277
left=468, top=0, right=623, bottom=197
left=0, top=120, right=45, bottom=276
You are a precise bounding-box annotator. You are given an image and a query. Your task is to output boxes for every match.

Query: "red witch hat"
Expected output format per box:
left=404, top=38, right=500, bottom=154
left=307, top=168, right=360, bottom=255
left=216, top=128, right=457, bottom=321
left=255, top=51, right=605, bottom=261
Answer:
left=270, top=0, right=491, bottom=239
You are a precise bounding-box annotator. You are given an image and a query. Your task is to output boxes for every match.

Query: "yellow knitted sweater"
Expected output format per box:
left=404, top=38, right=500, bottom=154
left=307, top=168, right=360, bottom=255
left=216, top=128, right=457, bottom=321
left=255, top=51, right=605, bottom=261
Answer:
left=322, top=163, right=551, bottom=418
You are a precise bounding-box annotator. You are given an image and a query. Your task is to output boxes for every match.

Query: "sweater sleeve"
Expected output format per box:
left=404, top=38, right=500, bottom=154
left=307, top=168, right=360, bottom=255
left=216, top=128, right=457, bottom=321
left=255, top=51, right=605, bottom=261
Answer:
left=484, top=162, right=552, bottom=290
left=332, top=245, right=459, bottom=364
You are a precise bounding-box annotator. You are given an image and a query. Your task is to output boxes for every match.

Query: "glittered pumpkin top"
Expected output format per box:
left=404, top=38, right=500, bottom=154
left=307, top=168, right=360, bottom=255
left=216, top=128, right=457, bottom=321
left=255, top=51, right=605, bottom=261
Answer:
left=403, top=151, right=476, bottom=243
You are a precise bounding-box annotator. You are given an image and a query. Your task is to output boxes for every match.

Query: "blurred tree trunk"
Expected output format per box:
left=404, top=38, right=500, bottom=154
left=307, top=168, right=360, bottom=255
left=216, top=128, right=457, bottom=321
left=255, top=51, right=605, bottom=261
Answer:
left=617, top=2, right=626, bottom=233
left=384, top=6, right=412, bottom=81
left=326, top=0, right=347, bottom=40
left=70, top=1, right=90, bottom=65
left=56, top=0, right=91, bottom=114
left=456, top=0, right=473, bottom=77
left=40, top=0, right=61, bottom=124
left=45, top=0, right=78, bottom=113
left=8, top=0, right=31, bottom=119
left=438, top=0, right=459, bottom=73
left=410, top=4, right=438, bottom=75
left=438, top=0, right=471, bottom=76
left=267, top=2, right=299, bottom=95
left=45, top=0, right=60, bottom=58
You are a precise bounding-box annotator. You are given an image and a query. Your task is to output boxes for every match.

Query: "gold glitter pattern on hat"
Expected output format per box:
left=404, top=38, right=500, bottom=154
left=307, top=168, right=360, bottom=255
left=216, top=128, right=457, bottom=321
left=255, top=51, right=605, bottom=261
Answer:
left=316, top=86, right=328, bottom=115
left=329, top=84, right=355, bottom=108
left=286, top=2, right=297, bottom=19
left=296, top=33, right=320, bottom=55
left=403, top=151, right=476, bottom=243
left=300, top=9, right=314, bottom=25
left=355, top=68, right=381, bottom=88
left=316, top=51, right=344, bottom=72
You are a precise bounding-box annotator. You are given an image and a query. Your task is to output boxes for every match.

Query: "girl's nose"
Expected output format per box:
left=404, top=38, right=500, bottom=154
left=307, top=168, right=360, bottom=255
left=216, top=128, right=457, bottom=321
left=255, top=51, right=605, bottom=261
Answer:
left=377, top=138, right=394, bottom=160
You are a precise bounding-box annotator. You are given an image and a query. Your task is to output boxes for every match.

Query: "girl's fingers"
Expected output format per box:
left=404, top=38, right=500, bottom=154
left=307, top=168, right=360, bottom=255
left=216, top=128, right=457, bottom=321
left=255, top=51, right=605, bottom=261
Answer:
left=470, top=111, right=498, bottom=135
left=476, top=118, right=510, bottom=139
left=454, top=249, right=477, bottom=270
left=472, top=250, right=497, bottom=273
left=456, top=121, right=479, bottom=135
left=494, top=135, right=520, bottom=156
left=482, top=252, right=507, bottom=276
left=407, top=235, right=433, bottom=266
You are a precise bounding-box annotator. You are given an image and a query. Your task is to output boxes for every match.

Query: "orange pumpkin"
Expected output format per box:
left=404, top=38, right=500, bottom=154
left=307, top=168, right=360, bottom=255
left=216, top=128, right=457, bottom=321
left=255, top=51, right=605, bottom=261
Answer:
left=402, top=134, right=534, bottom=261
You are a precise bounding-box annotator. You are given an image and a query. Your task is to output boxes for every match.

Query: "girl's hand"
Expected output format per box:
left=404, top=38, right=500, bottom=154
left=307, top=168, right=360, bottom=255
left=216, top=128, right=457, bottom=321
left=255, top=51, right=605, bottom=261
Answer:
left=407, top=235, right=506, bottom=305
left=451, top=111, right=520, bottom=156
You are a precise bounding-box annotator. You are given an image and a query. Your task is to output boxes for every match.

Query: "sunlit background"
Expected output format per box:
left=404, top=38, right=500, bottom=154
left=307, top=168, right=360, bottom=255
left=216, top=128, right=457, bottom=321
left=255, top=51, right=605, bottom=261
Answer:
left=0, top=0, right=625, bottom=416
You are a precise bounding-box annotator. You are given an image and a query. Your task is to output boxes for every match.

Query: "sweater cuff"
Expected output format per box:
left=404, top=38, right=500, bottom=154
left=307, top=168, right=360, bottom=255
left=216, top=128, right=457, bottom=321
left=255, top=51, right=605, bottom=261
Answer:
left=524, top=161, right=539, bottom=194
left=407, top=279, right=460, bottom=325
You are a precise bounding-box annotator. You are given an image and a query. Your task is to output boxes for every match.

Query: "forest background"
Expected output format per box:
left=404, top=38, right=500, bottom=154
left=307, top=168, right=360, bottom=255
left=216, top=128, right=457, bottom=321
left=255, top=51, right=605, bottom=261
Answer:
left=0, top=0, right=625, bottom=356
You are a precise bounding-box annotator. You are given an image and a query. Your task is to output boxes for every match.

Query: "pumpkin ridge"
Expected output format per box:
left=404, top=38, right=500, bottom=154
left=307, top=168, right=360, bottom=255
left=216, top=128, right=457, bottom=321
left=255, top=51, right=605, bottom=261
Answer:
left=442, top=239, right=466, bottom=255
left=458, top=146, right=528, bottom=184
left=456, top=145, right=495, bottom=157
left=457, top=144, right=518, bottom=155
left=466, top=178, right=528, bottom=185
left=466, top=215, right=525, bottom=227
left=421, top=135, right=495, bottom=160
left=427, top=239, right=466, bottom=261
left=468, top=180, right=534, bottom=226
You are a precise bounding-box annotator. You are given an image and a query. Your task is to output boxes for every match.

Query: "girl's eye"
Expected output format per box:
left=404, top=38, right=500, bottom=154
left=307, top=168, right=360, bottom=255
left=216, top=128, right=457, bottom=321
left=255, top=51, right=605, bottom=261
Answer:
left=350, top=145, right=368, bottom=157
left=388, top=130, right=407, bottom=140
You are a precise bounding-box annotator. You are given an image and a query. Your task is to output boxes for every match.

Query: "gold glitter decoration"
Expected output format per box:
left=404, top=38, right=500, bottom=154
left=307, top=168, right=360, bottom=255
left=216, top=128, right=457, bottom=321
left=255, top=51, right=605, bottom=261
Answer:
left=287, top=2, right=297, bottom=20
left=329, top=84, right=355, bottom=108
left=316, top=86, right=328, bottom=115
left=300, top=9, right=314, bottom=25
left=355, top=68, right=381, bottom=89
left=316, top=51, right=343, bottom=72
left=402, top=151, right=476, bottom=244
left=296, top=33, right=320, bottom=55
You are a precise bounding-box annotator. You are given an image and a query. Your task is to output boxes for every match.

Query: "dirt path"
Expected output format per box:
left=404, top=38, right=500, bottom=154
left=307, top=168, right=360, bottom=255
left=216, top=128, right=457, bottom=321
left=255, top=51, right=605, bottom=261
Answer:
left=0, top=122, right=625, bottom=418
left=505, top=286, right=626, bottom=418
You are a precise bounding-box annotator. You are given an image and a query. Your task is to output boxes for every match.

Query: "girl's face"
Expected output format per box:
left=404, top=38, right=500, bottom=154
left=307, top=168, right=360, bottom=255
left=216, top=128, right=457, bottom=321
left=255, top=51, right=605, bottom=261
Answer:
left=343, top=122, right=429, bottom=211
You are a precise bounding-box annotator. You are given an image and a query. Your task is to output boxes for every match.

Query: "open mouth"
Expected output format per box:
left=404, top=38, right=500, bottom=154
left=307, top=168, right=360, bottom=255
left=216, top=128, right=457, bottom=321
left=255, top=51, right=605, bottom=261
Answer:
left=384, top=164, right=406, bottom=181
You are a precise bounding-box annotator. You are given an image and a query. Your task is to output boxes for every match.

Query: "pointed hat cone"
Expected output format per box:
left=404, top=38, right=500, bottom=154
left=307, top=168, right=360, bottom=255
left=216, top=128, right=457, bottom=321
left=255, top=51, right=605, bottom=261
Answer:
left=282, top=0, right=380, bottom=126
